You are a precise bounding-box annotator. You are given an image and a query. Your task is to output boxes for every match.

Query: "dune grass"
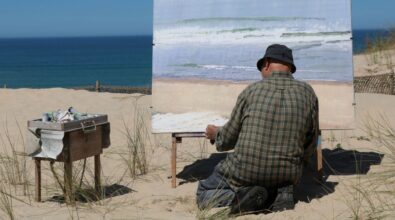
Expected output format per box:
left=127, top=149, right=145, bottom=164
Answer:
left=0, top=119, right=33, bottom=219
left=341, top=115, right=395, bottom=219
left=118, top=95, right=153, bottom=179
left=364, top=29, right=395, bottom=77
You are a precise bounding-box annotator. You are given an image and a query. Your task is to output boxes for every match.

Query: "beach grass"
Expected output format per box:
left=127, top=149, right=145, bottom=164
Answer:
left=340, top=115, right=395, bottom=219
left=364, top=28, right=395, bottom=71
left=0, top=119, right=33, bottom=218
left=119, top=95, right=151, bottom=179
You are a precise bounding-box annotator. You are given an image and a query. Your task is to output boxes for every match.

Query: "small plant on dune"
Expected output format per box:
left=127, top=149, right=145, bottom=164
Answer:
left=0, top=119, right=33, bottom=218
left=120, top=95, right=151, bottom=178
left=342, top=114, right=395, bottom=219
left=363, top=115, right=395, bottom=184
left=0, top=172, right=16, bottom=219
left=364, top=29, right=395, bottom=70
left=0, top=120, right=31, bottom=195
left=196, top=187, right=231, bottom=220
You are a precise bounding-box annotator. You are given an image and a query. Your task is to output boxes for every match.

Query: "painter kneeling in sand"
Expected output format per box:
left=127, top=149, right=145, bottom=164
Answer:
left=197, top=44, right=319, bottom=214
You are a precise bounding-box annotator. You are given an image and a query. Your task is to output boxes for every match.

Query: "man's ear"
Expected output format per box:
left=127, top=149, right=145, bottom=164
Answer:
left=264, top=59, right=270, bottom=71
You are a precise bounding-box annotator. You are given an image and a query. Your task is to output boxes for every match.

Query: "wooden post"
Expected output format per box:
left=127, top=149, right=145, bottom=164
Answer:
left=316, top=130, right=323, bottom=182
left=35, top=159, right=41, bottom=202
left=95, top=80, right=100, bottom=92
left=171, top=135, right=177, bottom=188
left=94, top=154, right=102, bottom=197
left=64, top=161, right=75, bottom=205
left=391, top=70, right=395, bottom=95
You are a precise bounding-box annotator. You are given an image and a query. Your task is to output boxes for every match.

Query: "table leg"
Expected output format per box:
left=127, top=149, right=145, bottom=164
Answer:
left=171, top=136, right=177, bottom=188
left=35, top=159, right=41, bottom=202
left=94, top=154, right=102, bottom=197
left=316, top=134, right=323, bottom=182
left=64, top=161, right=75, bottom=205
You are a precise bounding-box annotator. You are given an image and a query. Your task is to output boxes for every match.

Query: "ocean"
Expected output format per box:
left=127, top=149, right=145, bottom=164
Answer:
left=352, top=29, right=392, bottom=54
left=0, top=30, right=389, bottom=88
left=0, top=36, right=152, bottom=88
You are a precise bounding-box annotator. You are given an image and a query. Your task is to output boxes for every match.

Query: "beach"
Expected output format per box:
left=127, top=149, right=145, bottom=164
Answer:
left=0, top=50, right=394, bottom=219
left=0, top=45, right=395, bottom=219
left=0, top=82, right=395, bottom=219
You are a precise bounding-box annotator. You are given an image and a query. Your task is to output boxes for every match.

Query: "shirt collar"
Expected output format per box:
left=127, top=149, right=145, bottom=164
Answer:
left=269, top=71, right=294, bottom=79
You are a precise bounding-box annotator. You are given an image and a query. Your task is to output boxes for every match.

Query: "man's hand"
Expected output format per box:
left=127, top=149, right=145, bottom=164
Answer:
left=205, top=124, right=219, bottom=141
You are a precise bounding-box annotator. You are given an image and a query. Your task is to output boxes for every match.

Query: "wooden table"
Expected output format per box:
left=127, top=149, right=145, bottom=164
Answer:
left=170, top=131, right=323, bottom=188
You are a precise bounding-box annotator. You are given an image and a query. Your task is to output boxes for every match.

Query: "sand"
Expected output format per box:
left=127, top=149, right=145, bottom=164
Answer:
left=0, top=54, right=394, bottom=219
left=353, top=49, right=395, bottom=77
left=153, top=79, right=355, bottom=131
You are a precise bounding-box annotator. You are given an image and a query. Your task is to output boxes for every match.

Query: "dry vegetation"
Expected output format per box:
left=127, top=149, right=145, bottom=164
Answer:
left=364, top=29, right=395, bottom=76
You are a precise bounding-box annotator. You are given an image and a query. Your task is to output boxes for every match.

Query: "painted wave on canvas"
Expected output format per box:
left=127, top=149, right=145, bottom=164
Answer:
left=154, top=16, right=351, bottom=45
left=153, top=17, right=352, bottom=82
left=153, top=1, right=353, bottom=82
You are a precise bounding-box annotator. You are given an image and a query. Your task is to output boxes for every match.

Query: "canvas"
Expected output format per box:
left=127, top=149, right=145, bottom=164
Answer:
left=152, top=0, right=354, bottom=133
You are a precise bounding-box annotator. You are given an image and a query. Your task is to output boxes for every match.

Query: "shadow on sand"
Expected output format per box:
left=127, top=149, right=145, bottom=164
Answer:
left=48, top=183, right=134, bottom=204
left=177, top=148, right=384, bottom=203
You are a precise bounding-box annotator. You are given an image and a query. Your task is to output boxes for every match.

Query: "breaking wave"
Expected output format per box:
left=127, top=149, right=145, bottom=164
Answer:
left=154, top=16, right=351, bottom=45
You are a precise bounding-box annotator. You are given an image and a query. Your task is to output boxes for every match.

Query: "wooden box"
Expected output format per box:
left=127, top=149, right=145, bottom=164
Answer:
left=28, top=115, right=110, bottom=162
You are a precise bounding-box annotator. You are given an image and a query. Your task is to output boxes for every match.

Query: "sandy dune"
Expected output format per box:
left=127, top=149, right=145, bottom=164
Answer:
left=0, top=52, right=394, bottom=219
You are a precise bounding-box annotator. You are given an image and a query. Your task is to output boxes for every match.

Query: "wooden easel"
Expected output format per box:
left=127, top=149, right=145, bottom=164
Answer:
left=170, top=131, right=323, bottom=188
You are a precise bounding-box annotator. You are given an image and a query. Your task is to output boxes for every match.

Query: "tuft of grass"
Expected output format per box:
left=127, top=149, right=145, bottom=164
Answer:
left=341, top=114, right=395, bottom=219
left=364, top=29, right=395, bottom=90
left=120, top=95, right=151, bottom=178
left=0, top=119, right=33, bottom=218
left=0, top=177, right=15, bottom=220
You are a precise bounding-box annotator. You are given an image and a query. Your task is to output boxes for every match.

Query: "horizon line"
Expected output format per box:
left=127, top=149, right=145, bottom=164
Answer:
left=0, top=34, right=153, bottom=40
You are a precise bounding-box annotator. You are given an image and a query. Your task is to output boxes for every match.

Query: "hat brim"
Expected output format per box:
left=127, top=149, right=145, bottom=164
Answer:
left=257, top=58, right=265, bottom=72
left=256, top=56, right=296, bottom=73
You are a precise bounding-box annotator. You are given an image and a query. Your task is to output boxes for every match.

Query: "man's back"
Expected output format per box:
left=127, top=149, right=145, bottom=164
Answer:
left=216, top=71, right=318, bottom=187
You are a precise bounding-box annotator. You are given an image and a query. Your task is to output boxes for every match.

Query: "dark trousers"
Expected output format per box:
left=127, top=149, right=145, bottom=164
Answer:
left=196, top=166, right=282, bottom=210
left=196, top=167, right=236, bottom=209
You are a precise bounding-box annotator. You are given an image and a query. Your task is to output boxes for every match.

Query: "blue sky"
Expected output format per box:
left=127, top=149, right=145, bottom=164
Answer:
left=352, top=0, right=395, bottom=29
left=0, top=0, right=153, bottom=38
left=0, top=0, right=393, bottom=38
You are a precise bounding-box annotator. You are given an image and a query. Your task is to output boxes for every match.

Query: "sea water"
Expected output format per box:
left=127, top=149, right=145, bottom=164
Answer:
left=0, top=36, right=152, bottom=88
left=0, top=29, right=388, bottom=88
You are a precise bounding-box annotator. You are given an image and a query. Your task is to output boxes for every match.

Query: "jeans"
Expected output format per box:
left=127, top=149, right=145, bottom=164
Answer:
left=196, top=166, right=238, bottom=209
left=196, top=166, right=282, bottom=210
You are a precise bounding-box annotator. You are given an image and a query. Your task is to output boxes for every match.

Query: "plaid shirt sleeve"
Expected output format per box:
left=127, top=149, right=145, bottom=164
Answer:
left=215, top=89, right=249, bottom=152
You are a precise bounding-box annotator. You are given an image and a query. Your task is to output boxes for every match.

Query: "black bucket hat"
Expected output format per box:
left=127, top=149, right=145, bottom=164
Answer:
left=256, top=44, right=296, bottom=73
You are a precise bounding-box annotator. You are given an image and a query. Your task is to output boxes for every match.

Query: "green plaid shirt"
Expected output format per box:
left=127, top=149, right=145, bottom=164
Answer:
left=216, top=71, right=319, bottom=188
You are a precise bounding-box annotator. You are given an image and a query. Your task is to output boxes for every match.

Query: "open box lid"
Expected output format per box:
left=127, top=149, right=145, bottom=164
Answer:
left=28, top=114, right=108, bottom=132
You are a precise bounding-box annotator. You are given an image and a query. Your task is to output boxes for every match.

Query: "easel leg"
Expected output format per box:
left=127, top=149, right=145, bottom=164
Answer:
left=171, top=136, right=177, bottom=188
left=64, top=161, right=75, bottom=205
left=94, top=154, right=102, bottom=197
left=316, top=131, right=323, bottom=182
left=35, top=159, right=41, bottom=202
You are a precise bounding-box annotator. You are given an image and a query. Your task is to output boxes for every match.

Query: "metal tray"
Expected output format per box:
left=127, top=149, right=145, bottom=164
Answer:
left=28, top=114, right=108, bottom=132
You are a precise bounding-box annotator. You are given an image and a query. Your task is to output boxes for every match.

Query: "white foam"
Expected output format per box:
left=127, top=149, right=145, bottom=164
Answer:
left=154, top=20, right=351, bottom=45
left=152, top=112, right=228, bottom=133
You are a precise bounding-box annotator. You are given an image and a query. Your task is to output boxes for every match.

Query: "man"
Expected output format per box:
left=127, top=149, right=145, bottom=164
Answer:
left=196, top=44, right=319, bottom=214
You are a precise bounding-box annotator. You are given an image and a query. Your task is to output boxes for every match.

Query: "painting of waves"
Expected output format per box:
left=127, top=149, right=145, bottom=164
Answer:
left=154, top=0, right=352, bottom=82
left=152, top=0, right=354, bottom=133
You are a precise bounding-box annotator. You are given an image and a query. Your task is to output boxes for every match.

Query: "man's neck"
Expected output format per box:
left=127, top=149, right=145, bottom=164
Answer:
left=266, top=71, right=293, bottom=79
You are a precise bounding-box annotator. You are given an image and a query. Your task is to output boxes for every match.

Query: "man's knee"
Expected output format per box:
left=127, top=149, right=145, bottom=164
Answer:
left=196, top=179, right=235, bottom=209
